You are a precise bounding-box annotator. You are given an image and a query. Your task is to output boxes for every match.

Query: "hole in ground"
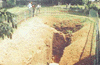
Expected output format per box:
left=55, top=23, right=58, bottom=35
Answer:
left=51, top=20, right=83, bottom=63
left=52, top=19, right=83, bottom=34
left=44, top=18, right=84, bottom=64
left=54, top=24, right=83, bottom=34
left=52, top=33, right=71, bottom=63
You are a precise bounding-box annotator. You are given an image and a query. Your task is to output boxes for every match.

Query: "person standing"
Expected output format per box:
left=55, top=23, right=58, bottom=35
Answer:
left=36, top=4, right=41, bottom=15
left=32, top=4, right=36, bottom=17
left=27, top=2, right=32, bottom=17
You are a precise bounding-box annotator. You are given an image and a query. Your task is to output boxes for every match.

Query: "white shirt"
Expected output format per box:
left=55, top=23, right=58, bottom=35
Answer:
left=36, top=5, right=41, bottom=8
left=28, top=3, right=32, bottom=9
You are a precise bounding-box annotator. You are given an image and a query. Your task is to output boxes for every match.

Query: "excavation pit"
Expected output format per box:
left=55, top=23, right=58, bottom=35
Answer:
left=43, top=18, right=84, bottom=64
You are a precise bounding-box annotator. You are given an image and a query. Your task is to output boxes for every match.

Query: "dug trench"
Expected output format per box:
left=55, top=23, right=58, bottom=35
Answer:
left=42, top=17, right=84, bottom=64
left=0, top=16, right=95, bottom=65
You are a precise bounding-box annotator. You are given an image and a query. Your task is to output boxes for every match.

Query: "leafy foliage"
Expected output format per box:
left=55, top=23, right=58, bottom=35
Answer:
left=71, top=0, right=82, bottom=5
left=0, top=23, right=13, bottom=39
left=88, top=4, right=98, bottom=11
left=6, top=0, right=16, bottom=7
left=82, top=0, right=89, bottom=5
left=0, top=9, right=17, bottom=39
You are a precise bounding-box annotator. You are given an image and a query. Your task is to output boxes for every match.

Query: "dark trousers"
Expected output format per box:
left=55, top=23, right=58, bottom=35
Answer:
left=33, top=9, right=35, bottom=16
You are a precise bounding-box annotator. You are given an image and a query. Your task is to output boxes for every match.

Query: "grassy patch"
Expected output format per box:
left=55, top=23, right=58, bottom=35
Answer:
left=38, top=5, right=91, bottom=22
left=7, top=6, right=28, bottom=14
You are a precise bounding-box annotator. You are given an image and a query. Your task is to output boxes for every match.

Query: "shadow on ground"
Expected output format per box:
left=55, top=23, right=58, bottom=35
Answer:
left=74, top=55, right=95, bottom=65
left=52, top=33, right=71, bottom=63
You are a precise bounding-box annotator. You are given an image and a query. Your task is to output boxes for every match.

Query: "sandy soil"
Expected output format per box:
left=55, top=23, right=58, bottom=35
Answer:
left=0, top=16, right=96, bottom=65
left=0, top=17, right=58, bottom=65
left=41, top=17, right=96, bottom=65
left=59, top=22, right=95, bottom=65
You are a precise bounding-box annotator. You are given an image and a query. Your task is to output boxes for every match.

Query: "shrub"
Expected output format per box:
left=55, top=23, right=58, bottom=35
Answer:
left=0, top=9, right=17, bottom=39
left=6, top=0, right=16, bottom=7
left=84, top=4, right=99, bottom=15
left=88, top=4, right=98, bottom=11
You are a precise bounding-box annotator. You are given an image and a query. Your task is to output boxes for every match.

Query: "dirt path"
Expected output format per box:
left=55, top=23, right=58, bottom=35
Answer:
left=0, top=17, right=57, bottom=65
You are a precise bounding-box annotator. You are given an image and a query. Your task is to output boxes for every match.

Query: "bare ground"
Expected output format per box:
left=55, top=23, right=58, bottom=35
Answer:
left=0, top=17, right=58, bottom=65
left=59, top=23, right=95, bottom=65
left=0, top=16, right=96, bottom=65
left=41, top=16, right=96, bottom=65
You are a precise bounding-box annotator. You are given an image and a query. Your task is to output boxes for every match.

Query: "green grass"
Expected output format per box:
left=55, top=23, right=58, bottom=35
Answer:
left=37, top=5, right=94, bottom=24
left=7, top=6, right=28, bottom=14
left=6, top=5, right=95, bottom=25
left=6, top=6, right=31, bottom=23
left=6, top=5, right=95, bottom=24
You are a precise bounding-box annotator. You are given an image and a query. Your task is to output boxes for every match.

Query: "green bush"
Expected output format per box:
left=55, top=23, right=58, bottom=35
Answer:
left=87, top=4, right=100, bottom=17
left=6, top=0, right=16, bottom=7
left=84, top=4, right=99, bottom=15
left=0, top=9, right=17, bottom=39
left=88, top=4, right=98, bottom=11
